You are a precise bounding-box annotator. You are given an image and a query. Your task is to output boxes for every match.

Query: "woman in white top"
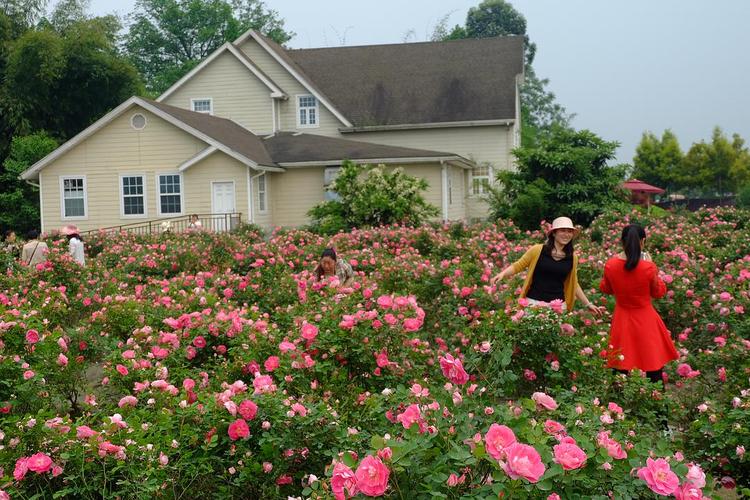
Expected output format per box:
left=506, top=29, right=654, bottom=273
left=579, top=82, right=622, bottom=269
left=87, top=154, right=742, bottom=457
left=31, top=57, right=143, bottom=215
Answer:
left=61, top=225, right=85, bottom=266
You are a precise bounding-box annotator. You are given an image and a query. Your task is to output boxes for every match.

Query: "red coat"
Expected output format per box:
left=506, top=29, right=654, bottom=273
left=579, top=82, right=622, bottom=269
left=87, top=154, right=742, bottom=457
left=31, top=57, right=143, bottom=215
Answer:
left=599, top=258, right=678, bottom=371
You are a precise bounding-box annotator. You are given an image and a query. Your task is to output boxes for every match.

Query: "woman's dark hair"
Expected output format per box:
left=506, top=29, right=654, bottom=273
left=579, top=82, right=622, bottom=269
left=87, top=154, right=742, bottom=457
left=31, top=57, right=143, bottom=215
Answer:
left=314, top=248, right=337, bottom=279
left=621, top=224, right=646, bottom=270
left=542, top=231, right=574, bottom=258
left=66, top=233, right=83, bottom=242
left=26, top=229, right=39, bottom=240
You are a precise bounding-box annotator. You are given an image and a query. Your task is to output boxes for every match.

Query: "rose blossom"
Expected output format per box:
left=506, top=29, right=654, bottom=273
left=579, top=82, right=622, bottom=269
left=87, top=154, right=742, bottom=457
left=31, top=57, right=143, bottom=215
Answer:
left=439, top=354, right=469, bottom=385
left=227, top=419, right=249, bottom=441
left=331, top=461, right=358, bottom=500
left=484, top=424, right=517, bottom=460
left=553, top=442, right=587, bottom=470
left=501, top=443, right=546, bottom=483
left=27, top=452, right=53, bottom=473
left=532, top=392, right=558, bottom=410
left=25, top=329, right=40, bottom=344
left=395, top=404, right=421, bottom=430
left=637, top=457, right=679, bottom=495
left=354, top=455, right=390, bottom=496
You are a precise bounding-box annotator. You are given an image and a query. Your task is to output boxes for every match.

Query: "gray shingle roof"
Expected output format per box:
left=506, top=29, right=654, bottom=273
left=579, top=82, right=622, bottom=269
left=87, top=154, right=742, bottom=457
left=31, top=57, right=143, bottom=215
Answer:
left=283, top=36, right=525, bottom=127
left=145, top=100, right=464, bottom=167
left=262, top=132, right=458, bottom=164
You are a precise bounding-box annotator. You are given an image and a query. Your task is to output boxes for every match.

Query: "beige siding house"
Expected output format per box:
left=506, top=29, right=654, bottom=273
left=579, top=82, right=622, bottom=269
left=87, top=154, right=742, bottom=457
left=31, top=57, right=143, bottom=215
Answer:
left=21, top=30, right=524, bottom=232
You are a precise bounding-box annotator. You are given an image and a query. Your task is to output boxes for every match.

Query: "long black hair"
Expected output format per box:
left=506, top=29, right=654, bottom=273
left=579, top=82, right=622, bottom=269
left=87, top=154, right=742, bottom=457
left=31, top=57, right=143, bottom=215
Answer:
left=621, top=224, right=646, bottom=270
left=314, top=248, right=337, bottom=279
left=542, top=232, right=574, bottom=259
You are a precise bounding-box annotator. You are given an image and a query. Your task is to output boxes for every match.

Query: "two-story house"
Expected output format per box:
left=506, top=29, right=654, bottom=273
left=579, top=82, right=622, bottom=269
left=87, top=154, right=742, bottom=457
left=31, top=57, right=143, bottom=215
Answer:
left=20, top=29, right=524, bottom=232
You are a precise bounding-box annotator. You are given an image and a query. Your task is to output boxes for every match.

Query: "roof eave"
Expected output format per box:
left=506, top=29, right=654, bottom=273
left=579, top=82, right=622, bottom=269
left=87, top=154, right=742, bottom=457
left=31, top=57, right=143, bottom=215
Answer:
left=277, top=155, right=473, bottom=168
left=339, top=119, right=515, bottom=133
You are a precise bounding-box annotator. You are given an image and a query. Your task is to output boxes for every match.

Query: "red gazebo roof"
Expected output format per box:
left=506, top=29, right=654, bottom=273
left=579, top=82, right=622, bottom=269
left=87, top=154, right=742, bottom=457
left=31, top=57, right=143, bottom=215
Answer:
left=621, top=179, right=665, bottom=194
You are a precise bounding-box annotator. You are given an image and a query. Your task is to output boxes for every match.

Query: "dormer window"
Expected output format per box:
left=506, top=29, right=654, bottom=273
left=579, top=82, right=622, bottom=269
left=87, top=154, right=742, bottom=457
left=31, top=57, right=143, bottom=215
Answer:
left=191, top=98, right=213, bottom=114
left=297, top=95, right=318, bottom=127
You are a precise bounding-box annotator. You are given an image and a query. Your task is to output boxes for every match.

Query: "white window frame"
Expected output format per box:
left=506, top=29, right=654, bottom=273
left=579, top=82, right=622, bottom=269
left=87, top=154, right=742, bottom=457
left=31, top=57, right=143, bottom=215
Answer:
left=190, top=98, right=213, bottom=115
left=119, top=174, right=147, bottom=218
left=296, top=94, right=319, bottom=128
left=323, top=167, right=341, bottom=201
left=470, top=165, right=492, bottom=196
left=156, top=173, right=184, bottom=216
left=257, top=173, right=268, bottom=214
left=59, top=175, right=88, bottom=220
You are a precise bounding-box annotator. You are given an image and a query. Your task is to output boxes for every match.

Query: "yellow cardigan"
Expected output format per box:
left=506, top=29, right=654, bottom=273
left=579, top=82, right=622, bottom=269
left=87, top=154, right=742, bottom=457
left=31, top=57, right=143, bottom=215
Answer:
left=511, top=244, right=579, bottom=310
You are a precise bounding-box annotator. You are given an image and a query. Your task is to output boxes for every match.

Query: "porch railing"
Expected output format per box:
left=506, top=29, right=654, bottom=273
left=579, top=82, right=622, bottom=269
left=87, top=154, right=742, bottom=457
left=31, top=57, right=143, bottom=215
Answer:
left=80, top=213, right=242, bottom=236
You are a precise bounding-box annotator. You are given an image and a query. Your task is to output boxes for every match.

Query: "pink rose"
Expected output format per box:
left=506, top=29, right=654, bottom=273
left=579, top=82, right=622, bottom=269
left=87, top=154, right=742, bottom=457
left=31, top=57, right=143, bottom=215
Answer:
left=25, top=329, right=40, bottom=344
left=637, top=457, right=679, bottom=495
left=685, top=463, right=706, bottom=488
left=439, top=354, right=469, bottom=385
left=331, top=461, right=359, bottom=500
left=14, top=457, right=29, bottom=481
left=376, top=295, right=393, bottom=308
left=395, top=404, right=422, bottom=430
left=553, top=442, right=587, bottom=470
left=402, top=318, right=421, bottom=332
left=115, top=364, right=129, bottom=376
left=354, top=455, right=390, bottom=496
left=192, top=336, right=206, bottom=348
left=484, top=424, right=517, bottom=460
left=238, top=400, right=258, bottom=420
left=76, top=425, right=98, bottom=439
left=543, top=419, right=566, bottom=435
left=301, top=323, right=318, bottom=341
left=227, top=419, right=249, bottom=441
left=674, top=483, right=707, bottom=500
left=501, top=443, right=546, bottom=483
left=532, top=392, right=558, bottom=410
left=27, top=452, right=53, bottom=473
left=57, top=353, right=68, bottom=366
left=117, top=396, right=137, bottom=408
left=264, top=356, right=280, bottom=372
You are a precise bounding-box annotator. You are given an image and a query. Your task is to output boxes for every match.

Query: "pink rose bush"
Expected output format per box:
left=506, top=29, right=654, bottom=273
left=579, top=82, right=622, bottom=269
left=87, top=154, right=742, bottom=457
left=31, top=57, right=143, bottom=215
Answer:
left=0, top=209, right=746, bottom=497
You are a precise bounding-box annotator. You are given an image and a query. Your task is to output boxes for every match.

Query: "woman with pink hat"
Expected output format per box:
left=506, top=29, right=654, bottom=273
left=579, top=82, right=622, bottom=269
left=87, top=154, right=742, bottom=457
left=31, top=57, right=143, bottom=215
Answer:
left=491, top=216, right=604, bottom=315
left=61, top=225, right=85, bottom=266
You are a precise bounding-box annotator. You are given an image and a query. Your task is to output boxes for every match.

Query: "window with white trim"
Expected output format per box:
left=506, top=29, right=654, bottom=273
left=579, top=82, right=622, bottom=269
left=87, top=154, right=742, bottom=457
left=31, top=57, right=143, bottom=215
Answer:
left=471, top=165, right=491, bottom=195
left=158, top=174, right=183, bottom=214
left=61, top=176, right=87, bottom=218
left=297, top=95, right=318, bottom=127
left=121, top=175, right=146, bottom=216
left=324, top=167, right=341, bottom=201
left=191, top=98, right=213, bottom=114
left=257, top=173, right=267, bottom=213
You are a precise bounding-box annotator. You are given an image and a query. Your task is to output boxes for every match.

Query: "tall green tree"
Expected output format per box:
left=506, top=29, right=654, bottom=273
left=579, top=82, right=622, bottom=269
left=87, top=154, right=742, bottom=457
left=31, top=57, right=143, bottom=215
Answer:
left=125, top=0, right=293, bottom=94
left=0, top=132, right=57, bottom=233
left=631, top=129, right=684, bottom=192
left=488, top=129, right=626, bottom=229
left=438, top=0, right=571, bottom=146
left=682, top=127, right=750, bottom=196
left=2, top=18, right=142, bottom=139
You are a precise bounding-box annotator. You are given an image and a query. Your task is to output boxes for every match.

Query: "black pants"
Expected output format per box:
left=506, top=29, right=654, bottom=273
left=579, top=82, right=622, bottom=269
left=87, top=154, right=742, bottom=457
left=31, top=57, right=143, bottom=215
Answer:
left=612, top=368, right=663, bottom=385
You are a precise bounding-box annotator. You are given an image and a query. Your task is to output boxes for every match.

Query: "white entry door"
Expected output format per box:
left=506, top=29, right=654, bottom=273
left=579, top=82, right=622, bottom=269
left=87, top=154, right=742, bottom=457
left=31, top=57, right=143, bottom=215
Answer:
left=212, top=182, right=235, bottom=232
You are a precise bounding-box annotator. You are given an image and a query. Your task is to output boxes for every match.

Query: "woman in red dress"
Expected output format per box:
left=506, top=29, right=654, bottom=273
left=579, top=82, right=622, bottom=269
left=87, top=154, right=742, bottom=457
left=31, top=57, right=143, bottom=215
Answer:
left=599, top=224, right=678, bottom=384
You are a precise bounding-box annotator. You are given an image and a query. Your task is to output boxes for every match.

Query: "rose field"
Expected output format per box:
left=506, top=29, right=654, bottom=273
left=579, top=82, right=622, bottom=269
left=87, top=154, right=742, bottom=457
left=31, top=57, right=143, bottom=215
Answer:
left=0, top=207, right=748, bottom=499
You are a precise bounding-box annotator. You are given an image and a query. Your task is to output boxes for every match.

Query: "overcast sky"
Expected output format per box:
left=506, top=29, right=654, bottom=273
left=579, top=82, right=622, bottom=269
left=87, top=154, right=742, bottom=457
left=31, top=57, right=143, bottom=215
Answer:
left=81, top=0, right=750, bottom=164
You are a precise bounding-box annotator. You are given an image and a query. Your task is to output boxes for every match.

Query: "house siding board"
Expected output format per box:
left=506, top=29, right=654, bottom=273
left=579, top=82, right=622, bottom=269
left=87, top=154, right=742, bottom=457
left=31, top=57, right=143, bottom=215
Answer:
left=182, top=153, right=249, bottom=221
left=39, top=107, right=207, bottom=232
left=162, top=52, right=273, bottom=132
left=391, top=164, right=443, bottom=222
left=344, top=126, right=512, bottom=219
left=238, top=40, right=345, bottom=136
left=267, top=168, right=324, bottom=227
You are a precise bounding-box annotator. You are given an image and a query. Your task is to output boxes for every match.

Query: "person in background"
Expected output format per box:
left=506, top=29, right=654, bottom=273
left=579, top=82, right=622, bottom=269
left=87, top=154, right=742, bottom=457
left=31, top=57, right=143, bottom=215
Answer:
left=61, top=225, right=85, bottom=266
left=491, top=216, right=605, bottom=315
left=188, top=214, right=203, bottom=230
left=599, top=224, right=678, bottom=385
left=21, top=229, right=49, bottom=267
left=314, top=248, right=353, bottom=287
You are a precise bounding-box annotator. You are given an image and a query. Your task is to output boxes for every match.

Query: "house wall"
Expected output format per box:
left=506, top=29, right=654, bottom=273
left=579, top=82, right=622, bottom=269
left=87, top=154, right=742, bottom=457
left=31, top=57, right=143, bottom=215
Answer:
left=447, top=165, right=467, bottom=221
left=162, top=51, right=274, bottom=133
left=39, top=106, right=207, bottom=232
left=238, top=39, right=347, bottom=136
left=266, top=168, right=324, bottom=227
left=341, top=125, right=513, bottom=220
left=182, top=153, right=251, bottom=230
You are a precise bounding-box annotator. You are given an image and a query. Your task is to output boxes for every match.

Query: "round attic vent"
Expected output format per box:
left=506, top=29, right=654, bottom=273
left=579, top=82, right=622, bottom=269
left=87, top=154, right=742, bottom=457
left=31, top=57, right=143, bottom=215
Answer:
left=131, top=113, right=147, bottom=130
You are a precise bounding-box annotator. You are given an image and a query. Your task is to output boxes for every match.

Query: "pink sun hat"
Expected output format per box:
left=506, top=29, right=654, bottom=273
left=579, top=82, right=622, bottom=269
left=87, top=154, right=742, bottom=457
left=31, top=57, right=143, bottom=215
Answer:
left=546, top=216, right=581, bottom=238
left=60, top=224, right=80, bottom=236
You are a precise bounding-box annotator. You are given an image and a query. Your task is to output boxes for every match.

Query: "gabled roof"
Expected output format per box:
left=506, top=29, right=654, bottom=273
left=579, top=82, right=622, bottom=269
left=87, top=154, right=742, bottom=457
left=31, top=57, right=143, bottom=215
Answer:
left=286, top=36, right=524, bottom=128
left=262, top=132, right=472, bottom=168
left=157, top=42, right=286, bottom=102
left=20, top=97, right=471, bottom=180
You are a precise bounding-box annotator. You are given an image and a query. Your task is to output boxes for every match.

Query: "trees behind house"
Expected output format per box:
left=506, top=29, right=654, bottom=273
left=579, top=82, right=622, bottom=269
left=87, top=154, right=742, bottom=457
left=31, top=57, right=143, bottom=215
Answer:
left=487, top=129, right=627, bottom=230
left=307, top=160, right=439, bottom=235
left=124, top=0, right=293, bottom=94
left=632, top=127, right=750, bottom=197
left=437, top=0, right=572, bottom=146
